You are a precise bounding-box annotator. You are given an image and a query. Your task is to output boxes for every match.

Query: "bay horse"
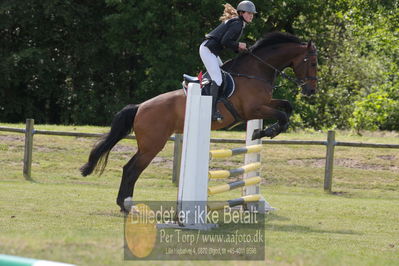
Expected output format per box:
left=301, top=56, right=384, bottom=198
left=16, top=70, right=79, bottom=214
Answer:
left=80, top=32, right=318, bottom=212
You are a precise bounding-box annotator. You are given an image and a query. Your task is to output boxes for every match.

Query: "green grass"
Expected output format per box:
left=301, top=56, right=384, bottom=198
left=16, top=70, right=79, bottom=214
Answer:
left=0, top=123, right=398, bottom=265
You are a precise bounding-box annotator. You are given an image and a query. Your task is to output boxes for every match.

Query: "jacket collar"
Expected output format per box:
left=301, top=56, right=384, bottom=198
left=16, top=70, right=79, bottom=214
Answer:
left=239, top=15, right=247, bottom=26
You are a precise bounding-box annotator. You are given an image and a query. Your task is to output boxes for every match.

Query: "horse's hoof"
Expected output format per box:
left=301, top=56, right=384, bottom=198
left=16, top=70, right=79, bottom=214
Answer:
left=120, top=208, right=129, bottom=215
left=252, top=129, right=261, bottom=140
left=123, top=197, right=134, bottom=213
left=213, top=111, right=224, bottom=123
left=264, top=129, right=278, bottom=139
left=264, top=123, right=280, bottom=139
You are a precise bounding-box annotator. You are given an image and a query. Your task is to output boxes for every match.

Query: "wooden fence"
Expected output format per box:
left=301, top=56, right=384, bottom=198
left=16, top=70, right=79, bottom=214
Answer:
left=1, top=119, right=398, bottom=191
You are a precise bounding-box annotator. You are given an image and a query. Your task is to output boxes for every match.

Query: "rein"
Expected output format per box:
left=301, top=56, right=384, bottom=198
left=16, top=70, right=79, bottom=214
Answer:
left=229, top=50, right=318, bottom=89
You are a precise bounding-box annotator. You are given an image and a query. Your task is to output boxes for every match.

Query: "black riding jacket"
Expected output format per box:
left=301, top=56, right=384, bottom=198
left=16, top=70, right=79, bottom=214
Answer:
left=204, top=16, right=246, bottom=56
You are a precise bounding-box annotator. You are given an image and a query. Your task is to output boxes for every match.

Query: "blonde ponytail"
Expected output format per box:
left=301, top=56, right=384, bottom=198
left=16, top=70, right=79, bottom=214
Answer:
left=219, top=3, right=238, bottom=22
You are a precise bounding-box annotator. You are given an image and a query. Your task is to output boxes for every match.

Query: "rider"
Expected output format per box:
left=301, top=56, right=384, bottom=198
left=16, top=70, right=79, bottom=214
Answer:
left=200, top=1, right=256, bottom=122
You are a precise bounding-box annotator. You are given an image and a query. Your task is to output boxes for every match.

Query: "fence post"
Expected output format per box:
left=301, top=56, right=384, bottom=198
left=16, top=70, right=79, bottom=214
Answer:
left=23, top=119, right=34, bottom=180
left=324, top=130, right=336, bottom=192
left=172, top=133, right=183, bottom=186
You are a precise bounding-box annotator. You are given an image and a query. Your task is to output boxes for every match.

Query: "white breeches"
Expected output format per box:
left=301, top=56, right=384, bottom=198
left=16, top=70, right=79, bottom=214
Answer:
left=199, top=41, right=223, bottom=86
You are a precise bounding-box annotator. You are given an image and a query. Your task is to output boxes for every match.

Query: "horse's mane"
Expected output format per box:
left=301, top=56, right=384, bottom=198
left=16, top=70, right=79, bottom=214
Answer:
left=249, top=32, right=301, bottom=51
left=222, top=32, right=302, bottom=70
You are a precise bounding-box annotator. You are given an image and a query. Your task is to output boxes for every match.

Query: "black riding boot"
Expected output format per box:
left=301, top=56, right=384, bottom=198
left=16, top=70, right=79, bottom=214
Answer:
left=210, top=82, right=223, bottom=122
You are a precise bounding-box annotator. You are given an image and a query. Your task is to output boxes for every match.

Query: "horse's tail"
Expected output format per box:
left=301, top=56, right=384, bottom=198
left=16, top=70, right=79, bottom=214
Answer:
left=80, top=104, right=139, bottom=176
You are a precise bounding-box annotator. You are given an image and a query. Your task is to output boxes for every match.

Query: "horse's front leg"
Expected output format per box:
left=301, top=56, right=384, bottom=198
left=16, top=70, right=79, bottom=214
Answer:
left=251, top=105, right=289, bottom=140
left=268, top=99, right=293, bottom=118
left=254, top=99, right=293, bottom=140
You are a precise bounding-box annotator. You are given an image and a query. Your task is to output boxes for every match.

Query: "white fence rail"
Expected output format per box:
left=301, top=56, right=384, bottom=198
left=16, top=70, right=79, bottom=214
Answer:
left=1, top=119, right=398, bottom=191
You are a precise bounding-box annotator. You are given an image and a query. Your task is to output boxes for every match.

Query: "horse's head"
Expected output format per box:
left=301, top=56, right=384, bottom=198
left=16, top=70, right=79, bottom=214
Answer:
left=292, top=41, right=318, bottom=96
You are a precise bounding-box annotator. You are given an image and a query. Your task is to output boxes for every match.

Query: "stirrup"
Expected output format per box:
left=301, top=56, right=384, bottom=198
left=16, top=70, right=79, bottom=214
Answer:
left=212, top=110, right=224, bottom=123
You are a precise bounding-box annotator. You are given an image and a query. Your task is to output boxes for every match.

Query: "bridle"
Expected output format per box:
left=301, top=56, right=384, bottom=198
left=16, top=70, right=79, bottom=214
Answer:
left=229, top=48, right=318, bottom=89
left=248, top=50, right=318, bottom=88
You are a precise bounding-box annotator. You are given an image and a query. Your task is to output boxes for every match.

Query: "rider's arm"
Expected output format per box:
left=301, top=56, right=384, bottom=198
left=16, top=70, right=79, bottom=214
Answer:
left=220, top=20, right=243, bottom=52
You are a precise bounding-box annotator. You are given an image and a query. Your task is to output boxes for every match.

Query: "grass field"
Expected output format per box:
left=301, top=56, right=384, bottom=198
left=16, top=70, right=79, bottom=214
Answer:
left=0, top=123, right=398, bottom=265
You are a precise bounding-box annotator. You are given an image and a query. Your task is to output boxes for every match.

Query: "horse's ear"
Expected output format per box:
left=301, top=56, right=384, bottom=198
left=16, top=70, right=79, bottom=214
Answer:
left=307, top=40, right=312, bottom=48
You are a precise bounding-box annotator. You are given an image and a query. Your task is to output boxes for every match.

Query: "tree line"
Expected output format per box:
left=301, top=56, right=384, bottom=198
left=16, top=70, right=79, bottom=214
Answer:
left=1, top=0, right=398, bottom=131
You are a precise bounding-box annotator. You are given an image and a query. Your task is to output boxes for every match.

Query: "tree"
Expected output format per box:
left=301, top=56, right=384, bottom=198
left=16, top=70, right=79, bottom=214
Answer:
left=1, top=0, right=398, bottom=130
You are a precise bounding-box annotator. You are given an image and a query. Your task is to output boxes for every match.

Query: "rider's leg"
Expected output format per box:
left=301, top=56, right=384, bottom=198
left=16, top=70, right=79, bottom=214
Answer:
left=199, top=42, right=223, bottom=121
left=199, top=42, right=223, bottom=85
left=209, top=81, right=223, bottom=122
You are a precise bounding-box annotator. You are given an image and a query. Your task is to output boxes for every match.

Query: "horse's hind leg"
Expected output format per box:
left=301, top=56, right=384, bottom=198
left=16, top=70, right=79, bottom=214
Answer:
left=116, top=152, right=139, bottom=211
left=116, top=131, right=170, bottom=212
left=115, top=90, right=183, bottom=212
left=116, top=150, right=155, bottom=212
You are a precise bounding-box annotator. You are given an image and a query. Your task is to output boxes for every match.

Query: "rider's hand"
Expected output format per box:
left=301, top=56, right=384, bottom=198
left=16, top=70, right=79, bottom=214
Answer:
left=238, top=42, right=247, bottom=51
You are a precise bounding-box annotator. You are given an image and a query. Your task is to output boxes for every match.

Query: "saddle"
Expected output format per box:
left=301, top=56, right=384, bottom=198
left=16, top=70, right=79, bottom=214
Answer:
left=182, top=71, right=242, bottom=129
left=182, top=70, right=235, bottom=99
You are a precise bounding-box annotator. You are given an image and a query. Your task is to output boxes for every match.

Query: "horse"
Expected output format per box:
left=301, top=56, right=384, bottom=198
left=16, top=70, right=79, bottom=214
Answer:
left=80, top=32, right=318, bottom=212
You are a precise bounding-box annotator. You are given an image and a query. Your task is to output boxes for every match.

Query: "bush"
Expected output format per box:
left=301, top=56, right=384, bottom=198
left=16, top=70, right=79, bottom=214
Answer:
left=350, top=82, right=399, bottom=132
